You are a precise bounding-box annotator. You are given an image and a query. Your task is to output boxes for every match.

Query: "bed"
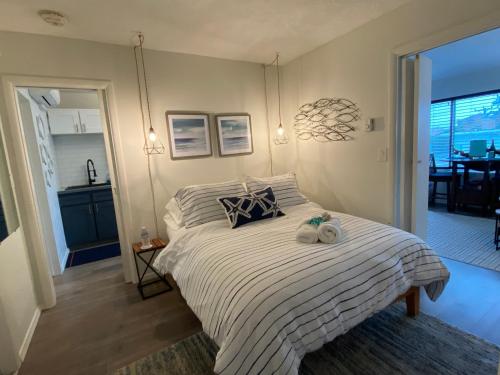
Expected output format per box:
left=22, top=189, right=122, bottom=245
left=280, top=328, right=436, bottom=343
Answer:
left=154, top=199, right=449, bottom=375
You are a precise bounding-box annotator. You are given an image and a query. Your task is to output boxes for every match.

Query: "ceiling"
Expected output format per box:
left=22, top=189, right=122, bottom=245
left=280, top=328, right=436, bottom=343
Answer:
left=424, top=27, right=500, bottom=81
left=0, top=0, right=410, bottom=64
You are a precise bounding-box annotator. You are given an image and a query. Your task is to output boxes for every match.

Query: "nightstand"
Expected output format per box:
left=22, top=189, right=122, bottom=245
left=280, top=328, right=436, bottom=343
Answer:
left=132, top=238, right=172, bottom=299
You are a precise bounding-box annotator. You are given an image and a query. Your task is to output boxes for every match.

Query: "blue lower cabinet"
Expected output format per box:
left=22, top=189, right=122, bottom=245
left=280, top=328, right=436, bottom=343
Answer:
left=59, top=187, right=118, bottom=249
left=95, top=201, right=118, bottom=241
left=61, top=204, right=98, bottom=247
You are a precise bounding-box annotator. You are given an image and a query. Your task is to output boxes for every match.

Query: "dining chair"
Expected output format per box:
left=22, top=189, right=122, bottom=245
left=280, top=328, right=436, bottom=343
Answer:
left=428, top=153, right=454, bottom=206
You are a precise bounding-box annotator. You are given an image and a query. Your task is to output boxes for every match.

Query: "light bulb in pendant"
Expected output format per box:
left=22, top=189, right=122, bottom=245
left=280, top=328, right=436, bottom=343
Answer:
left=148, top=127, right=157, bottom=142
left=277, top=124, right=284, bottom=136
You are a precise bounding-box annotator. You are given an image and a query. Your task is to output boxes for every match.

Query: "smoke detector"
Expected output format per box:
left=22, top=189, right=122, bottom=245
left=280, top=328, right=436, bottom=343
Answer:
left=38, top=10, right=67, bottom=27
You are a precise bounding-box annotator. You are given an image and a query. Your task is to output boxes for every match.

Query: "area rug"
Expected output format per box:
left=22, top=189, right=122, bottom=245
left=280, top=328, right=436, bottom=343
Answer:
left=427, top=209, right=500, bottom=272
left=114, top=304, right=499, bottom=375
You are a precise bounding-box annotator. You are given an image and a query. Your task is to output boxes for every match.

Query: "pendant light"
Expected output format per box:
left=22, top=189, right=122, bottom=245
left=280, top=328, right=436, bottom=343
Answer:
left=272, top=53, right=288, bottom=145
left=148, top=127, right=157, bottom=142
left=134, top=33, right=165, bottom=155
left=133, top=32, right=163, bottom=239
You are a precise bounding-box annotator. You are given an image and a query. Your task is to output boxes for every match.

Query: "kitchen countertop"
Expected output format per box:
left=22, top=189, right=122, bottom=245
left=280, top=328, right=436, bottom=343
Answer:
left=58, top=183, right=112, bottom=195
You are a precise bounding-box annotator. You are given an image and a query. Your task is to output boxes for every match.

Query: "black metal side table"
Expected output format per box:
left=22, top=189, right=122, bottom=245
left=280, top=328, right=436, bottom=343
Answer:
left=133, top=238, right=172, bottom=299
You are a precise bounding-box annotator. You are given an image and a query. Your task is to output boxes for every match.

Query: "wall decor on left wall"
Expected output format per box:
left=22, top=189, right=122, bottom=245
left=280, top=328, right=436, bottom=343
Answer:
left=215, top=113, right=253, bottom=156
left=166, top=111, right=212, bottom=160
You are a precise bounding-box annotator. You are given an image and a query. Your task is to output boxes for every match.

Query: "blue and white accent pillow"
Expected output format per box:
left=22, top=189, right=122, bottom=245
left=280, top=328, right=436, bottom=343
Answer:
left=217, top=186, right=285, bottom=229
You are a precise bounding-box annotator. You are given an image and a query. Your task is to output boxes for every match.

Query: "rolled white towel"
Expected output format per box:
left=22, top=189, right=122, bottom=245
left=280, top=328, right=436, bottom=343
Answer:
left=296, top=221, right=319, bottom=244
left=318, top=219, right=343, bottom=244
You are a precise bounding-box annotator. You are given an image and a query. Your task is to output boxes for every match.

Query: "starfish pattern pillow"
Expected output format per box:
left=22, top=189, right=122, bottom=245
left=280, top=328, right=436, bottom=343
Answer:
left=217, top=186, right=285, bottom=229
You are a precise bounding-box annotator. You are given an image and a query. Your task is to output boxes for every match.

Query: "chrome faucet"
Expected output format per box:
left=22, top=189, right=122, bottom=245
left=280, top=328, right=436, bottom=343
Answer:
left=86, top=159, right=97, bottom=185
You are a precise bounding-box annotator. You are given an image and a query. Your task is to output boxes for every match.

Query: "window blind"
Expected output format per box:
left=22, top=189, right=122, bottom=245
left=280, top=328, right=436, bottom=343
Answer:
left=430, top=92, right=500, bottom=167
left=430, top=101, right=451, bottom=167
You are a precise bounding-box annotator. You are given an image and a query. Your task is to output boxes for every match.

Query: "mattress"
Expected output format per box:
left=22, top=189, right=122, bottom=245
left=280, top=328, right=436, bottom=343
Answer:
left=154, top=202, right=450, bottom=375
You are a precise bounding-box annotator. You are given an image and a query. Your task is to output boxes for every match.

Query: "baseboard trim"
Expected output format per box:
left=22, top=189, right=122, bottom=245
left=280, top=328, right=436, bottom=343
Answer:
left=18, top=307, right=40, bottom=361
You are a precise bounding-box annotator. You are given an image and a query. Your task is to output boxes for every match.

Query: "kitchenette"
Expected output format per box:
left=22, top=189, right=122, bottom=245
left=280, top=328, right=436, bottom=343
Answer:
left=19, top=87, right=120, bottom=271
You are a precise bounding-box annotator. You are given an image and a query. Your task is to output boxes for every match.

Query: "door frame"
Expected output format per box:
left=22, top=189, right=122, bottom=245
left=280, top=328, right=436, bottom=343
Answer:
left=389, top=12, right=500, bottom=229
left=1, top=75, right=134, bottom=309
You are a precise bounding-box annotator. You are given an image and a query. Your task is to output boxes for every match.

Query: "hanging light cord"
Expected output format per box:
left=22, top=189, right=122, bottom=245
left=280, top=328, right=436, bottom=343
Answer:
left=138, top=34, right=154, bottom=133
left=263, top=65, right=274, bottom=176
left=275, top=53, right=283, bottom=127
left=134, top=34, right=160, bottom=238
left=264, top=53, right=283, bottom=127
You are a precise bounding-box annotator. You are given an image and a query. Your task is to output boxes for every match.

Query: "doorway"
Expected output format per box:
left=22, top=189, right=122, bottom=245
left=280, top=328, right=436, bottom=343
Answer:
left=396, top=28, right=500, bottom=266
left=1, top=76, right=133, bottom=306
left=16, top=87, right=122, bottom=274
left=393, top=27, right=500, bottom=346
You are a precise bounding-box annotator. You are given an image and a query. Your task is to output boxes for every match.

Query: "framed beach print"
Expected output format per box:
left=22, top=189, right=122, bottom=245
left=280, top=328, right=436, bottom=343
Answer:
left=215, top=113, right=253, bottom=156
left=166, top=111, right=212, bottom=160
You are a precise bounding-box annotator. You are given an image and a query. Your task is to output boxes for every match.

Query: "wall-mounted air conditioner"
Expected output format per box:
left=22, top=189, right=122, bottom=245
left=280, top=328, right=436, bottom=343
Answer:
left=28, top=88, right=61, bottom=109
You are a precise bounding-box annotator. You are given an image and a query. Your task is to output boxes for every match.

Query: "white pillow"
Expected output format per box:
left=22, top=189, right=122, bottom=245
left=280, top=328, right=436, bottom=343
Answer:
left=163, top=211, right=183, bottom=240
left=175, top=180, right=246, bottom=228
left=165, top=197, right=184, bottom=227
left=245, top=172, right=308, bottom=208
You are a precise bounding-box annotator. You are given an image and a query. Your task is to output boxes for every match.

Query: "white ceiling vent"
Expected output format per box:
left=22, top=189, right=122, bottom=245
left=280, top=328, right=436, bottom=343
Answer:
left=38, top=10, right=67, bottom=27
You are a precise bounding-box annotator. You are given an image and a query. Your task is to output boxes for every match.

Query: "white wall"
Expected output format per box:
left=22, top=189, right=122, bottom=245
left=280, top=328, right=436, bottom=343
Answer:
left=280, top=0, right=500, bottom=224
left=0, top=31, right=270, bottom=243
left=53, top=134, right=110, bottom=189
left=0, top=113, right=34, bottom=375
left=0, top=298, right=18, bottom=374
left=0, top=228, right=38, bottom=374
left=57, top=90, right=99, bottom=109
left=432, top=65, right=500, bottom=101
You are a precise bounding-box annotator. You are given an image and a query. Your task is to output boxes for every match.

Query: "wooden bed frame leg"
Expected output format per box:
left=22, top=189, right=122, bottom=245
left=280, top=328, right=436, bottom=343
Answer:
left=405, top=287, right=420, bottom=317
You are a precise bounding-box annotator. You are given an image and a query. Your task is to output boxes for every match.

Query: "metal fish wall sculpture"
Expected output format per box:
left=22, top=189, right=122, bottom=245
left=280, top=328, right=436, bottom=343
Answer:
left=294, top=98, right=360, bottom=142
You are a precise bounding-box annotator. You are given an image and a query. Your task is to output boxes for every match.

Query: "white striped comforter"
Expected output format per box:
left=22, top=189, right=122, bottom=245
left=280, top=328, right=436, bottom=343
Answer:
left=154, top=203, right=450, bottom=375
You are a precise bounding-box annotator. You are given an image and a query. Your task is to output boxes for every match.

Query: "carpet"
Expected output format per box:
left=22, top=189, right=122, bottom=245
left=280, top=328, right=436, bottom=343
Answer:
left=427, top=209, right=500, bottom=272
left=114, top=304, right=499, bottom=375
left=66, top=242, right=121, bottom=268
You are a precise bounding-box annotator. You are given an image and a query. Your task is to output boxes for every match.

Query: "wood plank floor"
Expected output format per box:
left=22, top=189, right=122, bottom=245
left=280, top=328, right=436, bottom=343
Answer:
left=19, top=253, right=500, bottom=374
left=19, top=257, right=201, bottom=375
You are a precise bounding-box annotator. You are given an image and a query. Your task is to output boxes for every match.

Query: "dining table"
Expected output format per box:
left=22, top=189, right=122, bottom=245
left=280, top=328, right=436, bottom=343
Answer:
left=448, top=157, right=500, bottom=214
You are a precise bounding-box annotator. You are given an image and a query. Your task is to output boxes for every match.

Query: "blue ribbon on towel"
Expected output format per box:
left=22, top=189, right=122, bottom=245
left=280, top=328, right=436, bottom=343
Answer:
left=307, top=212, right=332, bottom=227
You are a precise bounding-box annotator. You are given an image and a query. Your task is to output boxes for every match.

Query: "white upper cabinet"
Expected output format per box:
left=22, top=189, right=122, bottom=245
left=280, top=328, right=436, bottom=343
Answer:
left=48, top=108, right=103, bottom=135
left=47, top=109, right=80, bottom=135
left=78, top=109, right=103, bottom=134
